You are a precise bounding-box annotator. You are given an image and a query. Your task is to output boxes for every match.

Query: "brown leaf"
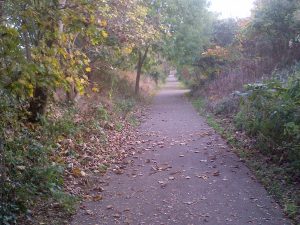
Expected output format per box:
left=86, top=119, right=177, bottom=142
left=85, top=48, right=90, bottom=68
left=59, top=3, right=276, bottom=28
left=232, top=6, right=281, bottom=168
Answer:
left=106, top=205, right=113, bottom=210
left=212, top=171, right=220, bottom=176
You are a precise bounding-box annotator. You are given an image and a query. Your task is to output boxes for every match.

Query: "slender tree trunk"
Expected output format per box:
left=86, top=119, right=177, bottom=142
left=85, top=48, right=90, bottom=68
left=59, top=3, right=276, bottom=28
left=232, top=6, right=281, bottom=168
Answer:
left=135, top=46, right=149, bottom=95
left=29, top=1, right=63, bottom=122
left=0, top=0, right=4, bottom=23
left=135, top=51, right=142, bottom=95
left=23, top=31, right=32, bottom=61
left=58, top=0, right=66, bottom=33
left=58, top=0, right=77, bottom=102
left=28, top=86, right=48, bottom=122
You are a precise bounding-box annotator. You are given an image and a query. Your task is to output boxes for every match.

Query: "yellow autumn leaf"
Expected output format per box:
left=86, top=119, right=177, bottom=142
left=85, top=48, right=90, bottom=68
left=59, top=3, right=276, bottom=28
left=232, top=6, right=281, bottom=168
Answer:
left=92, top=87, right=99, bottom=93
left=101, top=30, right=108, bottom=38
left=72, top=167, right=83, bottom=177
left=57, top=135, right=64, bottom=142
left=99, top=19, right=107, bottom=27
left=66, top=77, right=74, bottom=83
left=85, top=67, right=92, bottom=72
left=123, top=47, right=133, bottom=54
left=93, top=195, right=103, bottom=201
left=83, top=59, right=90, bottom=65
left=28, top=84, right=34, bottom=97
left=80, top=78, right=86, bottom=84
left=78, top=87, right=85, bottom=96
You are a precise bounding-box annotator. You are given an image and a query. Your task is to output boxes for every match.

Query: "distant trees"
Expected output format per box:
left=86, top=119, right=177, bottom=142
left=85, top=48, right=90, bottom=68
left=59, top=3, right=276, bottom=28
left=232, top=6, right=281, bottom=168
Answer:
left=247, top=0, right=300, bottom=65
left=162, top=0, right=213, bottom=67
left=212, top=18, right=239, bottom=47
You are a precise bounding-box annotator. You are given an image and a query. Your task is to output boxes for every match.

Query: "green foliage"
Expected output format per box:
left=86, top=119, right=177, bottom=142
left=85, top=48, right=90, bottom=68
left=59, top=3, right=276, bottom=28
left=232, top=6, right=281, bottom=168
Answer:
left=235, top=72, right=300, bottom=174
left=0, top=92, right=78, bottom=223
left=96, top=103, right=110, bottom=121
left=213, top=97, right=240, bottom=115
left=114, top=98, right=136, bottom=117
left=51, top=190, right=78, bottom=214
left=162, top=0, right=213, bottom=66
left=212, top=18, right=239, bottom=47
left=245, top=0, right=300, bottom=65
left=284, top=201, right=298, bottom=218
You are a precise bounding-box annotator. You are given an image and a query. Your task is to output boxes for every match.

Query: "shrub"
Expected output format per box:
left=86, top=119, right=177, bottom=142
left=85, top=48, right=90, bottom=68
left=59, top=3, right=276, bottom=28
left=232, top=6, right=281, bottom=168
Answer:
left=0, top=92, right=77, bottom=224
left=213, top=97, right=240, bottom=115
left=114, top=98, right=136, bottom=117
left=235, top=72, right=300, bottom=176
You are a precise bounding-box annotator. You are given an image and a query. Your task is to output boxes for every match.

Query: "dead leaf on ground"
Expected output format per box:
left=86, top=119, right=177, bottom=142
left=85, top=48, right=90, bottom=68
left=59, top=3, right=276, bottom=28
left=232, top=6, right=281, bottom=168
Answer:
left=92, top=195, right=103, bottom=201
left=85, top=210, right=94, bottom=215
left=196, top=175, right=209, bottom=180
left=72, top=167, right=86, bottom=177
left=106, top=205, right=113, bottom=210
left=212, top=171, right=220, bottom=176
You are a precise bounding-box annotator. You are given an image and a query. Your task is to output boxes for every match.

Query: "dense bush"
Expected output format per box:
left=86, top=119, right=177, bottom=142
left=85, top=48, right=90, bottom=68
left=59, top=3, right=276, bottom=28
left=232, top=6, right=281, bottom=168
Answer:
left=235, top=71, right=300, bottom=175
left=0, top=92, right=77, bottom=224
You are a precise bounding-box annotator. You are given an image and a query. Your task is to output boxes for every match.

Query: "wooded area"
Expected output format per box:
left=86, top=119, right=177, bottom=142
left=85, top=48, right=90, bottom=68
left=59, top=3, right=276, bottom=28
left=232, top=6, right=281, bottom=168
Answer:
left=0, top=0, right=299, bottom=224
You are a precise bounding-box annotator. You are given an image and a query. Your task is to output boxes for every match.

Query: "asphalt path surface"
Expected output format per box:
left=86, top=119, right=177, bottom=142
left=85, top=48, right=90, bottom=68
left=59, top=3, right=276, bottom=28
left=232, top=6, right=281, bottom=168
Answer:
left=71, top=75, right=291, bottom=225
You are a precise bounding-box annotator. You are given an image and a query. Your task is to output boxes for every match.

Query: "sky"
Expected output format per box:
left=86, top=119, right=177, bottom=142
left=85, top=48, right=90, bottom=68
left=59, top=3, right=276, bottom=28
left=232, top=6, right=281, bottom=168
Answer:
left=209, top=0, right=255, bottom=19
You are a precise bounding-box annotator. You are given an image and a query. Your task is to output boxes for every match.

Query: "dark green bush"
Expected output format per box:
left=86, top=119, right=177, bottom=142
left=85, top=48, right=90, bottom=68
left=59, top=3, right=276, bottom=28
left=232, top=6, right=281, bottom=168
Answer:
left=235, top=72, right=300, bottom=175
left=213, top=97, right=240, bottom=115
left=0, top=92, right=77, bottom=224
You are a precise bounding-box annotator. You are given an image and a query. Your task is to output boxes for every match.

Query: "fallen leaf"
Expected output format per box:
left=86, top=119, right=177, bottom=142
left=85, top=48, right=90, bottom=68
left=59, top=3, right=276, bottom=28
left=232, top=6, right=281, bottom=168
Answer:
left=183, top=201, right=194, bottom=205
left=93, top=195, right=103, bottom=201
left=196, top=175, right=209, bottom=180
left=113, top=213, right=121, bottom=218
left=212, top=171, right=220, bottom=176
left=106, top=205, right=113, bottom=210
left=85, top=210, right=94, bottom=215
left=72, top=167, right=83, bottom=177
left=16, top=166, right=26, bottom=170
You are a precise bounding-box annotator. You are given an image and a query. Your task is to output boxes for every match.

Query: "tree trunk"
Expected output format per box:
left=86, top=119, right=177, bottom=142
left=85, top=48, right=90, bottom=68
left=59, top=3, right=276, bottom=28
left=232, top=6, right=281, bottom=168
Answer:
left=0, top=0, right=4, bottom=23
left=28, top=86, right=48, bottom=122
left=58, top=0, right=66, bottom=33
left=135, top=46, right=149, bottom=95
left=135, top=52, right=142, bottom=95
left=58, top=0, right=77, bottom=102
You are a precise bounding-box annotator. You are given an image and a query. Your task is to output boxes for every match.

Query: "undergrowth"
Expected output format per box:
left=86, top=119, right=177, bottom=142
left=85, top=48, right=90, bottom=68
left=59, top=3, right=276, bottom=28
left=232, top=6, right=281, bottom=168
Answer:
left=0, top=92, right=143, bottom=224
left=0, top=93, right=79, bottom=224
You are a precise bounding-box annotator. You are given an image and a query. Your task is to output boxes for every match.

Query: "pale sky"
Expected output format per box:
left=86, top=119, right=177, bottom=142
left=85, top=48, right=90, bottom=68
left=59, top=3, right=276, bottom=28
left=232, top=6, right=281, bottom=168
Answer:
left=209, top=0, right=255, bottom=18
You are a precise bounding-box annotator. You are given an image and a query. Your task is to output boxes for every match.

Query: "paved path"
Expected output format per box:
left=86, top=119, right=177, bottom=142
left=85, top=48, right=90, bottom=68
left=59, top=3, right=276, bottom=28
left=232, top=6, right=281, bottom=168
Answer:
left=71, top=76, right=291, bottom=225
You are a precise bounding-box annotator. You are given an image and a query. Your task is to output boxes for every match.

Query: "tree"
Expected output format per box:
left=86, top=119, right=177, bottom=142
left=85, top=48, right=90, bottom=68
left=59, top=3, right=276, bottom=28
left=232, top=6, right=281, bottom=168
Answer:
left=247, top=0, right=300, bottom=65
left=1, top=0, right=109, bottom=121
left=162, top=0, right=213, bottom=67
left=212, top=18, right=239, bottom=47
left=102, top=0, right=163, bottom=95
